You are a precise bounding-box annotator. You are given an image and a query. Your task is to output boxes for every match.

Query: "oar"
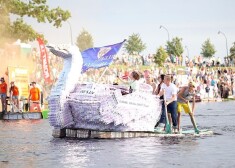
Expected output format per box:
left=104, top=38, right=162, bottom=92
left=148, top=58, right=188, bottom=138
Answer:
left=164, top=90, right=171, bottom=134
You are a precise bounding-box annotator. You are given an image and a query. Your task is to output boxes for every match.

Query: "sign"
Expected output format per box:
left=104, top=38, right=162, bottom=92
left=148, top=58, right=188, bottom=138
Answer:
left=37, top=38, right=51, bottom=83
left=8, top=66, right=29, bottom=98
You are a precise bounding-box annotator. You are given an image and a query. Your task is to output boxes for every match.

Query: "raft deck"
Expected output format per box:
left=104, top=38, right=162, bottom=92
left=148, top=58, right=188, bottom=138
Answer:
left=52, top=128, right=214, bottom=139
left=2, top=112, right=42, bottom=120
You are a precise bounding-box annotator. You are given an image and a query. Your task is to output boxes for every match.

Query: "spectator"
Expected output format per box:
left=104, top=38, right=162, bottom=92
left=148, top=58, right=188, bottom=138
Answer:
left=0, top=77, right=7, bottom=113
left=9, top=81, right=20, bottom=111
left=28, top=82, right=41, bottom=112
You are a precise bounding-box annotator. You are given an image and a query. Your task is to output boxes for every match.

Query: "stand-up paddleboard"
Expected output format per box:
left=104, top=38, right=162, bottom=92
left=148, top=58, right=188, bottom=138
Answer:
left=182, top=129, right=213, bottom=135
left=154, top=128, right=213, bottom=136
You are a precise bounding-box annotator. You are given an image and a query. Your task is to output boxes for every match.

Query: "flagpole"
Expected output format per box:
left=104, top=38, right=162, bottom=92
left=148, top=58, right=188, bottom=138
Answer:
left=97, top=67, right=108, bottom=83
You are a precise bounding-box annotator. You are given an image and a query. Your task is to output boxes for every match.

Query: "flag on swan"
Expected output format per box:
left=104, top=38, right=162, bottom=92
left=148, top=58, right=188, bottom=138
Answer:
left=81, top=39, right=126, bottom=73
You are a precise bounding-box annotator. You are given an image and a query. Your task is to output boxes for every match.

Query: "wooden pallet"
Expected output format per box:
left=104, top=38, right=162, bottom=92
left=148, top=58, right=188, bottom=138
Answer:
left=2, top=112, right=42, bottom=120
left=52, top=128, right=213, bottom=139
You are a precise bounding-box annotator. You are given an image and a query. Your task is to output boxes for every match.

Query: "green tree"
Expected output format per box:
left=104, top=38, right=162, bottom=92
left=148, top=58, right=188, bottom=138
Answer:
left=124, top=33, right=146, bottom=55
left=0, top=0, right=71, bottom=45
left=230, top=42, right=235, bottom=58
left=166, top=37, right=184, bottom=56
left=201, top=39, right=216, bottom=58
left=153, top=46, right=168, bottom=67
left=76, top=29, right=94, bottom=52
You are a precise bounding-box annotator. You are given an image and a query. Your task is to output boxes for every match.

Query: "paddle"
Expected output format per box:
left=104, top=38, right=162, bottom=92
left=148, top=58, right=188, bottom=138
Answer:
left=187, top=101, right=200, bottom=134
left=164, top=90, right=172, bottom=134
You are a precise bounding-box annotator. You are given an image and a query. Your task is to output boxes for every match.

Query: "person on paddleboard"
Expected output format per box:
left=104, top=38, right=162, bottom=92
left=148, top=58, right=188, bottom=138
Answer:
left=154, top=74, right=166, bottom=129
left=157, top=75, right=178, bottom=133
left=177, top=81, right=200, bottom=134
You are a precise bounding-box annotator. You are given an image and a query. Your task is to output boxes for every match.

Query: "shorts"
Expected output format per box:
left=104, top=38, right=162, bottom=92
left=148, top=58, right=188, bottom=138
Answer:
left=177, top=102, right=191, bottom=114
left=0, top=93, right=7, bottom=99
left=12, top=96, right=19, bottom=99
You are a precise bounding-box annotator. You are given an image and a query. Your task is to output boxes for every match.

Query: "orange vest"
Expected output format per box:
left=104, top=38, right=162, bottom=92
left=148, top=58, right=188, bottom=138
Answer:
left=0, top=82, right=7, bottom=94
left=11, top=86, right=19, bottom=96
left=30, top=87, right=40, bottom=101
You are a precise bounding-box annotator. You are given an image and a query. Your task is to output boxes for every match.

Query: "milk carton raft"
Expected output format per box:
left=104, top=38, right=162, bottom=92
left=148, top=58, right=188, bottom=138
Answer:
left=66, top=83, right=161, bottom=132
left=47, top=43, right=162, bottom=132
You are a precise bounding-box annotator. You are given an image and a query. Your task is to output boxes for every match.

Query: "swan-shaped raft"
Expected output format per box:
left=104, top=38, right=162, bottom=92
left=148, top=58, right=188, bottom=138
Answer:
left=47, top=45, right=162, bottom=132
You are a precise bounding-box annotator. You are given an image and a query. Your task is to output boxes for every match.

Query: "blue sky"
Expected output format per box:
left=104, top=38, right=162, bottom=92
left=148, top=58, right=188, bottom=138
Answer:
left=28, top=0, right=235, bottom=59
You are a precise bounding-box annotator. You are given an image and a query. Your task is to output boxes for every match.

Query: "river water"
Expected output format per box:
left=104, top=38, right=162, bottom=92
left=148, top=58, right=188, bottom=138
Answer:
left=0, top=101, right=235, bottom=168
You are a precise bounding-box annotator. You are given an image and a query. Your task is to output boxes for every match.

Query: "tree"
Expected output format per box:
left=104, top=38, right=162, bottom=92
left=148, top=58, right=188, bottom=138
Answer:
left=230, top=42, right=235, bottom=59
left=153, top=46, right=168, bottom=67
left=166, top=37, right=184, bottom=56
left=124, top=33, right=146, bottom=55
left=0, top=0, right=71, bottom=45
left=76, top=29, right=94, bottom=52
left=201, top=39, right=216, bottom=58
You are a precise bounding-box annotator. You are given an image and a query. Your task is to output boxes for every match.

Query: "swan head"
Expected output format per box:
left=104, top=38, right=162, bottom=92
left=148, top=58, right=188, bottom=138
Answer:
left=47, top=45, right=84, bottom=73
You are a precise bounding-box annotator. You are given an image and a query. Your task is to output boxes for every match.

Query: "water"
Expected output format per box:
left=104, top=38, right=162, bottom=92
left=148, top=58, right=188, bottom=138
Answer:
left=0, top=101, right=235, bottom=168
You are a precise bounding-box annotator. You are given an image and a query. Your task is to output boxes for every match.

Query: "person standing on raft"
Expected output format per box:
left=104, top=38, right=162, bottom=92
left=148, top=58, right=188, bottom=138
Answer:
left=177, top=81, right=200, bottom=134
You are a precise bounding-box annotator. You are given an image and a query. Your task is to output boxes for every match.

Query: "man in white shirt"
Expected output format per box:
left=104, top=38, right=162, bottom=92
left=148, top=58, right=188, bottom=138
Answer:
left=158, top=75, right=178, bottom=133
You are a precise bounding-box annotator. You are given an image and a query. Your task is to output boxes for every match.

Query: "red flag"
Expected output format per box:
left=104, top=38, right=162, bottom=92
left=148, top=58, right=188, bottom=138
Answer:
left=37, top=38, right=51, bottom=83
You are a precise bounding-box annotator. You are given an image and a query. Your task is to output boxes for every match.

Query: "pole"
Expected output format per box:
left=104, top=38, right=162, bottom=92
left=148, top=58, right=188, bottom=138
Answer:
left=163, top=90, right=171, bottom=134
left=218, top=31, right=229, bottom=58
left=185, top=45, right=189, bottom=58
left=67, top=21, right=73, bottom=45
left=160, top=25, right=170, bottom=42
left=97, top=67, right=108, bottom=83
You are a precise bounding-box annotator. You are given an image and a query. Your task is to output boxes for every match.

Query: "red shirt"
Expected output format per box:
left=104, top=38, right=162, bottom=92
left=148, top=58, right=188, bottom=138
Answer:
left=10, top=86, right=19, bottom=96
left=0, top=82, right=7, bottom=94
left=30, top=87, right=40, bottom=101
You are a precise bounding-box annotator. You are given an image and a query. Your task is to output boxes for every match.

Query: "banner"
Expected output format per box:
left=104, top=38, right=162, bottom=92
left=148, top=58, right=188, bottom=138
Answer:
left=37, top=38, right=51, bottom=83
left=8, top=66, right=29, bottom=98
left=81, top=40, right=126, bottom=73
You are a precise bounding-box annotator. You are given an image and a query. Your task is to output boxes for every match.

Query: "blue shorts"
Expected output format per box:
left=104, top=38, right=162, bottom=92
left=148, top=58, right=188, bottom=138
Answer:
left=0, top=93, right=7, bottom=99
left=12, top=96, right=19, bottom=99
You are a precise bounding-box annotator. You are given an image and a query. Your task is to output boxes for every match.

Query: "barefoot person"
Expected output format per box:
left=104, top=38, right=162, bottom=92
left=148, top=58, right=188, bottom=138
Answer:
left=177, top=81, right=200, bottom=134
left=154, top=74, right=166, bottom=129
left=158, top=75, right=178, bottom=133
